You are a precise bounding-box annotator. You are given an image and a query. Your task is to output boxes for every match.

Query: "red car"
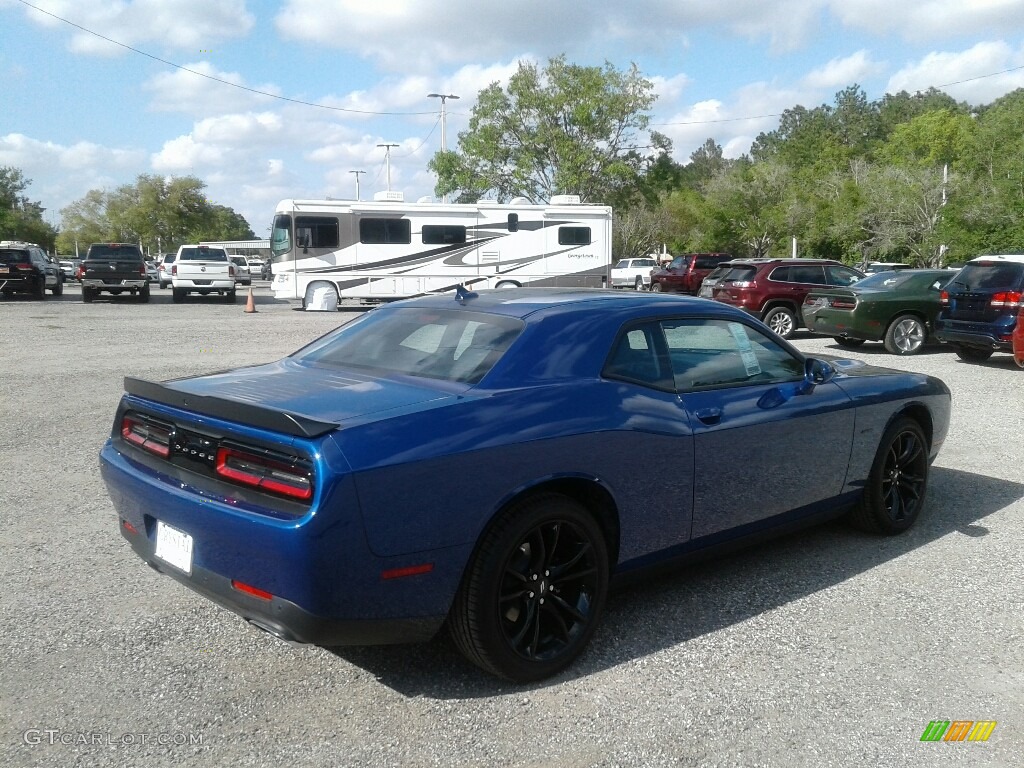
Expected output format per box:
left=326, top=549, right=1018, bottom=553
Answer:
left=1014, top=305, right=1024, bottom=368
left=650, top=253, right=733, bottom=295
left=712, top=258, right=866, bottom=338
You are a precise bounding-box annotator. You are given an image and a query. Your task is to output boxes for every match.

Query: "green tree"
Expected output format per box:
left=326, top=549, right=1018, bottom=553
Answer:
left=429, top=56, right=661, bottom=204
left=57, top=175, right=253, bottom=256
left=0, top=166, right=58, bottom=250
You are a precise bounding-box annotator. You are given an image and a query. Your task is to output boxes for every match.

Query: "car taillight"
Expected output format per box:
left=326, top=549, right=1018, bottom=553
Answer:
left=171, top=264, right=177, bottom=276
left=229, top=264, right=235, bottom=276
left=215, top=446, right=313, bottom=500
left=139, top=264, right=146, bottom=277
left=121, top=415, right=172, bottom=458
left=15, top=264, right=33, bottom=271
left=991, top=291, right=1022, bottom=308
left=940, top=290, right=949, bottom=306
left=831, top=298, right=857, bottom=309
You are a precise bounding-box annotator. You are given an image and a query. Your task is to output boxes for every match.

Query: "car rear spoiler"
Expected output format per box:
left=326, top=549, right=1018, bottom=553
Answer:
left=123, top=377, right=340, bottom=439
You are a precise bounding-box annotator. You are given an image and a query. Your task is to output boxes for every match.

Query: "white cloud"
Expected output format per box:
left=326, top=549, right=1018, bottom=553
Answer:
left=802, top=50, right=886, bottom=90
left=11, top=0, right=255, bottom=56
left=831, top=0, right=1024, bottom=42
left=886, top=41, right=1024, bottom=102
left=144, top=62, right=280, bottom=116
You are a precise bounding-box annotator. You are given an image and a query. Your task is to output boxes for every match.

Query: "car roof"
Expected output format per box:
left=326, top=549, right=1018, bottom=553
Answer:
left=967, top=254, right=1024, bottom=264
left=394, top=287, right=738, bottom=321
left=727, top=258, right=846, bottom=266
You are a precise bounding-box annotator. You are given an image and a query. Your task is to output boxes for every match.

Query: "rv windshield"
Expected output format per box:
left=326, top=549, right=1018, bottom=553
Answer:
left=271, top=214, right=292, bottom=262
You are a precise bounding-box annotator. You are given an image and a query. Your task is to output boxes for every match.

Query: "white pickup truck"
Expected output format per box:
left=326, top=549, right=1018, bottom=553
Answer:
left=171, top=245, right=237, bottom=303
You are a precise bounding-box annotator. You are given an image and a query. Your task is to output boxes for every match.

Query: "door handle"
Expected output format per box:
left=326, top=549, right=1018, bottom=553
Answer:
left=695, top=407, right=722, bottom=425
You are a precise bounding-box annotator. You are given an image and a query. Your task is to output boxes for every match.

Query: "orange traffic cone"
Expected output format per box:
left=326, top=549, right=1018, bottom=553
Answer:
left=244, top=286, right=257, bottom=313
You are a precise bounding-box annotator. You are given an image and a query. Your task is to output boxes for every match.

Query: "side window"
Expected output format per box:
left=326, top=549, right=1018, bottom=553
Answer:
left=663, top=318, right=804, bottom=391
left=359, top=218, right=411, bottom=245
left=694, top=255, right=724, bottom=269
left=788, top=265, right=826, bottom=284
left=508, top=213, right=519, bottom=232
left=827, top=265, right=863, bottom=286
left=768, top=266, right=791, bottom=282
left=603, top=325, right=666, bottom=389
left=558, top=227, right=591, bottom=246
left=295, top=216, right=340, bottom=249
left=422, top=225, right=467, bottom=245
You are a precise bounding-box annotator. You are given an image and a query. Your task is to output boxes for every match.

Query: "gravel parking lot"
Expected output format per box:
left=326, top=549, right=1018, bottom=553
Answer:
left=2, top=283, right=1022, bottom=768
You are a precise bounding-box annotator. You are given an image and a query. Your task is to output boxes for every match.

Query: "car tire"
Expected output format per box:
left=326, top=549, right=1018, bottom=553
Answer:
left=884, top=315, right=926, bottom=355
left=448, top=493, right=609, bottom=683
left=848, top=417, right=929, bottom=535
left=159, top=281, right=168, bottom=290
left=763, top=306, right=796, bottom=339
left=633, top=276, right=645, bottom=291
left=34, top=277, right=46, bottom=300
left=172, top=288, right=186, bottom=304
left=52, top=277, right=63, bottom=296
left=835, top=337, right=865, bottom=348
left=82, top=287, right=94, bottom=303
left=953, top=345, right=993, bottom=363
left=650, top=282, right=662, bottom=293
left=227, top=290, right=237, bottom=302
left=139, top=284, right=150, bottom=302
left=495, top=281, right=520, bottom=289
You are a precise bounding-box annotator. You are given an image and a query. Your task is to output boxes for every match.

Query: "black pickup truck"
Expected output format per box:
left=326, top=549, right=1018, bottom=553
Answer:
left=79, top=243, right=149, bottom=303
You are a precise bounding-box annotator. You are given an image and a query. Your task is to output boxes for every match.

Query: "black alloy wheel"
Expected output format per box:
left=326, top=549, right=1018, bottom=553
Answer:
left=849, top=417, right=929, bottom=534
left=449, top=493, right=609, bottom=682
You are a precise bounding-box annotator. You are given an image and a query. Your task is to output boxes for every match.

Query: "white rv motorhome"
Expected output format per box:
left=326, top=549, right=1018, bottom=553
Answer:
left=268, top=193, right=612, bottom=304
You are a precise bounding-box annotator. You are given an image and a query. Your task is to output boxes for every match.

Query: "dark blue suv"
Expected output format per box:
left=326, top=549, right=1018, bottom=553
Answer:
left=934, top=255, right=1024, bottom=362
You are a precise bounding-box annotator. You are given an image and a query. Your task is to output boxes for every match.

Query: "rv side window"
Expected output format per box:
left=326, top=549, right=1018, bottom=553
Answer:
left=422, top=225, right=467, bottom=245
left=295, top=217, right=340, bottom=249
left=360, top=218, right=412, bottom=245
left=508, top=214, right=519, bottom=232
left=558, top=227, right=591, bottom=246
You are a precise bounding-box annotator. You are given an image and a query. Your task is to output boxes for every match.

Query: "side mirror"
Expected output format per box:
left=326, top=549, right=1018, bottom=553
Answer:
left=797, top=357, right=835, bottom=394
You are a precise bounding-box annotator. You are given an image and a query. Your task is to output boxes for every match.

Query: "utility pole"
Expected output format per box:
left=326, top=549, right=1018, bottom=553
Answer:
left=427, top=93, right=460, bottom=152
left=349, top=170, right=365, bottom=201
left=376, top=143, right=399, bottom=192
left=427, top=93, right=459, bottom=202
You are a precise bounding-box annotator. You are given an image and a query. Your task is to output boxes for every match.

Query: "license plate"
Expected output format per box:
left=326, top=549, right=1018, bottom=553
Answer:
left=0, top=266, right=8, bottom=274
left=154, top=521, right=194, bottom=574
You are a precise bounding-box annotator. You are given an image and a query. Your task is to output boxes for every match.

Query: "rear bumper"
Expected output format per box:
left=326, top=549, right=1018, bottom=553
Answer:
left=82, top=278, right=147, bottom=289
left=934, top=320, right=1013, bottom=350
left=122, top=527, right=442, bottom=646
left=173, top=279, right=234, bottom=289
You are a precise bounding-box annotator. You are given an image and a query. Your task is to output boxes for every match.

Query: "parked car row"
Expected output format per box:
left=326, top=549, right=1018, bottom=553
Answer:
left=628, top=251, right=1024, bottom=367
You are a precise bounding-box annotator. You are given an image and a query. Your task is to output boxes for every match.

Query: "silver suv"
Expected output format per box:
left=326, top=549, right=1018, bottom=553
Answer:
left=157, top=252, right=176, bottom=289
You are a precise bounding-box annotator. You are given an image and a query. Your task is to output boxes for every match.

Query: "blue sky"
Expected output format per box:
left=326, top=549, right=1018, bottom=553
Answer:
left=2, top=0, right=1024, bottom=239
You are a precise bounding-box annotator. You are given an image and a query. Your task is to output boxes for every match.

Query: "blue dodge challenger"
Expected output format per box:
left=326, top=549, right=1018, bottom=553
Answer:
left=100, top=288, right=951, bottom=682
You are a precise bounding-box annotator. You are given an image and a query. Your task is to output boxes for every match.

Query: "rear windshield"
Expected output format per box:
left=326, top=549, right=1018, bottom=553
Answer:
left=950, top=262, right=1024, bottom=292
left=229, top=256, right=247, bottom=266
left=293, top=307, right=524, bottom=385
left=87, top=244, right=142, bottom=259
left=0, top=249, right=31, bottom=264
left=853, top=271, right=919, bottom=290
left=705, top=264, right=733, bottom=281
left=722, top=265, right=758, bottom=282
left=179, top=247, right=228, bottom=261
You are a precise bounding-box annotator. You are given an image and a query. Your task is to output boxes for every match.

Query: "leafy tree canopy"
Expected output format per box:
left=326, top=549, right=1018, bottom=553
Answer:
left=429, top=55, right=663, bottom=204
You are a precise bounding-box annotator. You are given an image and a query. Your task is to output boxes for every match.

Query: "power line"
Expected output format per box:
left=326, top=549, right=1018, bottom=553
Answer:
left=14, top=0, right=434, bottom=117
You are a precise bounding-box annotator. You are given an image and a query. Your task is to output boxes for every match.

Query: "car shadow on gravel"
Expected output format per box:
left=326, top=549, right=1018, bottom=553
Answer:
left=328, top=466, right=1023, bottom=697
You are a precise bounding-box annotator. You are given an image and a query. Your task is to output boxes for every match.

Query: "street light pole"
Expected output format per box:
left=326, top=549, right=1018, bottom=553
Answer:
left=427, top=92, right=460, bottom=152
left=349, top=169, right=365, bottom=201
left=428, top=93, right=460, bottom=202
left=376, top=143, right=399, bottom=192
